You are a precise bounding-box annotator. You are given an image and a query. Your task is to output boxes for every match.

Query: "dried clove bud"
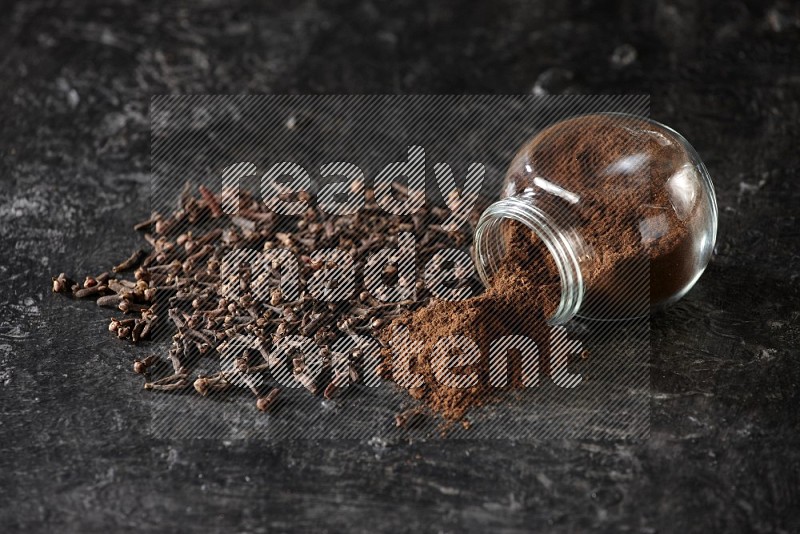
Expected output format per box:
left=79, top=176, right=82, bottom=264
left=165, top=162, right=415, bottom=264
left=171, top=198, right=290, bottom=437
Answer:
left=51, top=273, right=74, bottom=293
left=113, top=249, right=147, bottom=273
left=74, top=284, right=108, bottom=299
left=133, top=355, right=157, bottom=375
left=97, top=294, right=123, bottom=308
left=256, top=388, right=281, bottom=412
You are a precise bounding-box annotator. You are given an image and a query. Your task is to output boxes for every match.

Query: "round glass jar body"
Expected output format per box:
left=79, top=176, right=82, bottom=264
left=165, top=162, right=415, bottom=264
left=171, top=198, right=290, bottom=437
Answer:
left=474, top=113, right=718, bottom=324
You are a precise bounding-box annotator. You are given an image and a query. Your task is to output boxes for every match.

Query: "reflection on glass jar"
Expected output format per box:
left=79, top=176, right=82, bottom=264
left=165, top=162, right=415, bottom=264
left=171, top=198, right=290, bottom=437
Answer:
left=475, top=113, right=718, bottom=324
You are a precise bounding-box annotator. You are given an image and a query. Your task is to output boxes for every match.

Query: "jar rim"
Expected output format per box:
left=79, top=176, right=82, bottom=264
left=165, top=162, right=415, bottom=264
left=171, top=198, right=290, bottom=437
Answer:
left=474, top=193, right=585, bottom=325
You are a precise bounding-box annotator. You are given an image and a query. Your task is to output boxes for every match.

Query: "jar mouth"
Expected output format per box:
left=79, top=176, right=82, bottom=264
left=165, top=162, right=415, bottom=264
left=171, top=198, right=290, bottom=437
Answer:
left=474, top=195, right=584, bottom=325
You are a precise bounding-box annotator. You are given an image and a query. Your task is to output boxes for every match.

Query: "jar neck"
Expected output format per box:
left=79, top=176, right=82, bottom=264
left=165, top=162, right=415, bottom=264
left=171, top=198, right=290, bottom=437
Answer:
left=474, top=192, right=586, bottom=325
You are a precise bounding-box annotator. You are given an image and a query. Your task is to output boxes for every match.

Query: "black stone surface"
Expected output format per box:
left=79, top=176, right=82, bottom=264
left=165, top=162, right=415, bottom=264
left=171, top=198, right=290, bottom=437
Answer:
left=1, top=0, right=798, bottom=532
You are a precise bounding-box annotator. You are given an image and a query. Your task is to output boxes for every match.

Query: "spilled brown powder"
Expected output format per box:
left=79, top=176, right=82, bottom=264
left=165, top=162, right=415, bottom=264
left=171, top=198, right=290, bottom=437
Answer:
left=389, top=114, right=706, bottom=423
left=388, top=222, right=560, bottom=422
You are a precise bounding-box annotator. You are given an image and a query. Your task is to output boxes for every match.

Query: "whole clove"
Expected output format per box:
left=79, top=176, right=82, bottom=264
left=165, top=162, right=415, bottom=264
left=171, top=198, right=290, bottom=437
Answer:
left=256, top=388, right=281, bottom=412
left=97, top=294, right=123, bottom=308
left=133, top=355, right=157, bottom=375
left=113, top=249, right=147, bottom=273
left=51, top=183, right=482, bottom=421
left=73, top=284, right=108, bottom=298
left=52, top=273, right=75, bottom=293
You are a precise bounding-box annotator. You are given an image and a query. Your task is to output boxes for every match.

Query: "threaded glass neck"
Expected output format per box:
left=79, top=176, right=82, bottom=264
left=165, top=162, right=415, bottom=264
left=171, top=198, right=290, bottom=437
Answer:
left=474, top=194, right=584, bottom=325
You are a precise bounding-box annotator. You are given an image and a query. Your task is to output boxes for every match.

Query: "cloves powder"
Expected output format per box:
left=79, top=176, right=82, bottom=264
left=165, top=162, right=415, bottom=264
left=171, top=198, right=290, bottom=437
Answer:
left=391, top=114, right=702, bottom=423
left=387, top=222, right=560, bottom=423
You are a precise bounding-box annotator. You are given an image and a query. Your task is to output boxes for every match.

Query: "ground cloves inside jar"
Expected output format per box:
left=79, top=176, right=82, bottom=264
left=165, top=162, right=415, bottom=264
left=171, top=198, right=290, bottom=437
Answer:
left=51, top=114, right=716, bottom=429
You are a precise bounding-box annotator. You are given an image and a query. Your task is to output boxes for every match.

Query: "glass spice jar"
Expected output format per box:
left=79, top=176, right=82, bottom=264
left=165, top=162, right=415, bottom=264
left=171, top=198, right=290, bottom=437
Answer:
left=474, top=113, right=718, bottom=324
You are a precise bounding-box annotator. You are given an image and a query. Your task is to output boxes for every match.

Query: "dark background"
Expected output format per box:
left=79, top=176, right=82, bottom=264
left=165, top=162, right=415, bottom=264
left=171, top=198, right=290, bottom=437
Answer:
left=1, top=0, right=798, bottom=532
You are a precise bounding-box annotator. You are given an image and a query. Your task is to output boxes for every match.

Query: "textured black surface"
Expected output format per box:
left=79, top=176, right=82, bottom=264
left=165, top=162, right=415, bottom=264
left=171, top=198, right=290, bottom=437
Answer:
left=1, top=0, right=799, bottom=532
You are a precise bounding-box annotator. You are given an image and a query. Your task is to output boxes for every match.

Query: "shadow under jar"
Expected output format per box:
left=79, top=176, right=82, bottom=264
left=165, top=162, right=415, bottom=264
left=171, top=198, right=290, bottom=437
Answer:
left=474, top=113, right=718, bottom=324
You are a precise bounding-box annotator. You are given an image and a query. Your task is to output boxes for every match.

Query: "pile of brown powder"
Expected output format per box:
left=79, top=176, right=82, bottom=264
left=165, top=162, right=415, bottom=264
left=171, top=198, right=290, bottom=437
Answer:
left=387, top=222, right=560, bottom=423
left=388, top=114, right=706, bottom=424
left=50, top=113, right=706, bottom=429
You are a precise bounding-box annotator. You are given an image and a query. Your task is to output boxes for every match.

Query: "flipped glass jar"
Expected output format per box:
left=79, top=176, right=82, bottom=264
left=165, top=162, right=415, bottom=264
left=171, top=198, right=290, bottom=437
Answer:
left=474, top=113, right=718, bottom=324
